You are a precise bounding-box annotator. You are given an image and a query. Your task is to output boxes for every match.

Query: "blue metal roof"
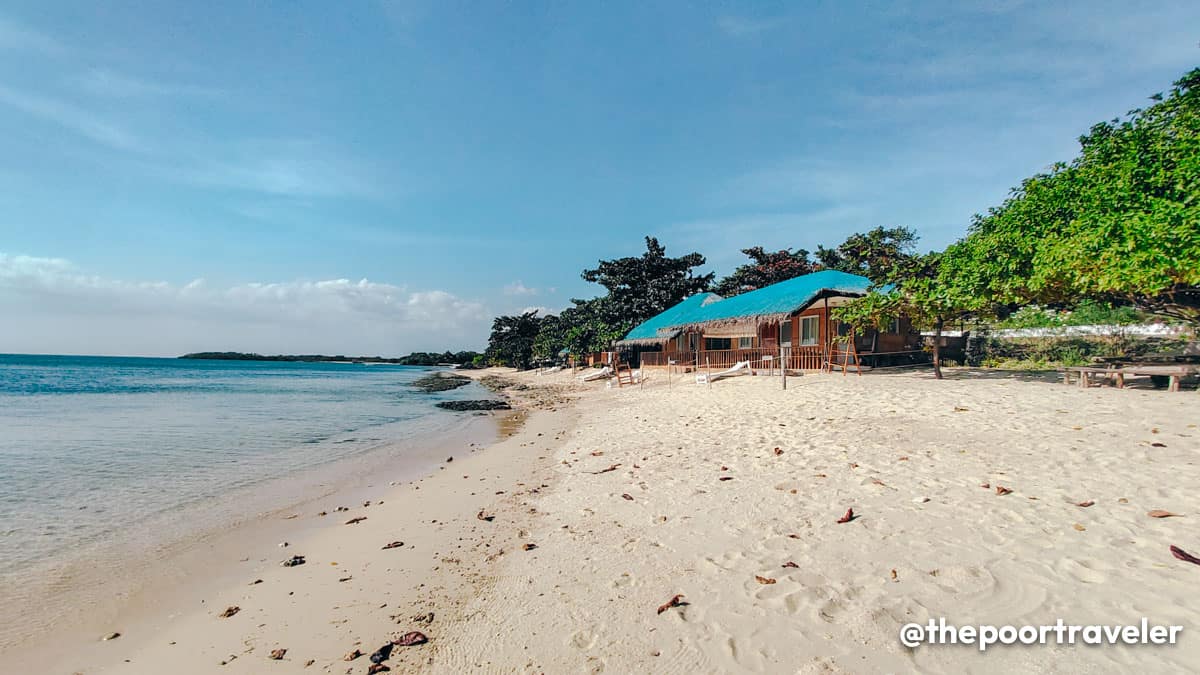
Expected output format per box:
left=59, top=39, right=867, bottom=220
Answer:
left=675, top=270, right=875, bottom=327
left=619, top=270, right=878, bottom=343
left=618, top=292, right=723, bottom=343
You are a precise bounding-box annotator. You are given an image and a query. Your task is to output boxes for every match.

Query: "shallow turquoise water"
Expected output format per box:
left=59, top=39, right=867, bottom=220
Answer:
left=0, top=354, right=481, bottom=572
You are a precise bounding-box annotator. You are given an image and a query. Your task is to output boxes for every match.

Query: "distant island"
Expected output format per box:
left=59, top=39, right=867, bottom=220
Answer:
left=180, top=351, right=483, bottom=367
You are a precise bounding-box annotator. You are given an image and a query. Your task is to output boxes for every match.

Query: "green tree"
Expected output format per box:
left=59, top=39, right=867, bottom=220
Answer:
left=943, top=68, right=1200, bottom=325
left=539, top=236, right=713, bottom=354
left=484, top=311, right=543, bottom=370
left=711, top=247, right=815, bottom=296
left=815, top=226, right=919, bottom=282
left=531, top=314, right=566, bottom=362
left=834, top=251, right=975, bottom=379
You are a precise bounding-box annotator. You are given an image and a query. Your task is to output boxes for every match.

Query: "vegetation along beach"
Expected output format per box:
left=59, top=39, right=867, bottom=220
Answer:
left=0, top=3, right=1198, bottom=674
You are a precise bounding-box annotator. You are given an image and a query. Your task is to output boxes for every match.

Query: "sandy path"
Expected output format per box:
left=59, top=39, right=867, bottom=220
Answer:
left=431, top=369, right=1199, bottom=674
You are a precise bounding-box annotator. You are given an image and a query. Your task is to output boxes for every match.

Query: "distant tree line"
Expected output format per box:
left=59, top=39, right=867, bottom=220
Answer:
left=485, top=68, right=1199, bottom=373
left=180, top=350, right=482, bottom=365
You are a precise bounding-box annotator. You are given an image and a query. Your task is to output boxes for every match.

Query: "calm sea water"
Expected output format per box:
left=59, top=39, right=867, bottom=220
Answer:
left=0, top=354, right=484, bottom=581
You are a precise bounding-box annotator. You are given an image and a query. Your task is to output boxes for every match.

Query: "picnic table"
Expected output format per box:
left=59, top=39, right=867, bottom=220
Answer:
left=1062, top=363, right=1195, bottom=392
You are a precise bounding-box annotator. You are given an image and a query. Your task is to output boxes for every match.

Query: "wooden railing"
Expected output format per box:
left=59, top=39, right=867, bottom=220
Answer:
left=640, top=347, right=826, bottom=372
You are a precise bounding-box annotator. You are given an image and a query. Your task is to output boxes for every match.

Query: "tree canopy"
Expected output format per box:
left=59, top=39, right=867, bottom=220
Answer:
left=942, top=68, right=1200, bottom=324
left=711, top=247, right=815, bottom=296
left=484, top=311, right=544, bottom=370
left=580, top=236, right=713, bottom=330
left=815, top=226, right=919, bottom=283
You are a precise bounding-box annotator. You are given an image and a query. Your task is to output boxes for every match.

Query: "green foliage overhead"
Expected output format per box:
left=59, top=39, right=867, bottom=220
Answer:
left=581, top=236, right=714, bottom=328
left=815, top=226, right=919, bottom=282
left=943, top=68, right=1200, bottom=324
left=711, top=247, right=815, bottom=297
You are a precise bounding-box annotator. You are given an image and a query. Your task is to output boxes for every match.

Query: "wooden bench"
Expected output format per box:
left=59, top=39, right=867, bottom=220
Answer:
left=1062, top=366, right=1118, bottom=388
left=1063, top=365, right=1192, bottom=391
left=1114, top=365, right=1191, bottom=392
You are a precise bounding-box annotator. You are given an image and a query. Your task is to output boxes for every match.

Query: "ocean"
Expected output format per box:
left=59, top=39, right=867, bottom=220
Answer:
left=0, top=354, right=495, bottom=647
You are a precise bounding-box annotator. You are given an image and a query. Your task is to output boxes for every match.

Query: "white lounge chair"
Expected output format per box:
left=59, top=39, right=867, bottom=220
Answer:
left=577, top=366, right=612, bottom=382
left=695, top=361, right=752, bottom=384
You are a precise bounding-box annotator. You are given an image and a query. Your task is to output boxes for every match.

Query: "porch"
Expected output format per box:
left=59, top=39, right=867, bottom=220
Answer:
left=640, top=346, right=827, bottom=373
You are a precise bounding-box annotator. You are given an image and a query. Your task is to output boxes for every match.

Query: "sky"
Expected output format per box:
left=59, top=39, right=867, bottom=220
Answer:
left=1, top=1, right=1197, bottom=356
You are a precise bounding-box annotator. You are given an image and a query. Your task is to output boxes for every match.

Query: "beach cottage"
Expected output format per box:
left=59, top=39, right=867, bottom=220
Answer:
left=616, top=270, right=923, bottom=371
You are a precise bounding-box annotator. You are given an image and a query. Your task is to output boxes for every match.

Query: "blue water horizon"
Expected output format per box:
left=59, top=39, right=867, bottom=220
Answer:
left=0, top=353, right=486, bottom=571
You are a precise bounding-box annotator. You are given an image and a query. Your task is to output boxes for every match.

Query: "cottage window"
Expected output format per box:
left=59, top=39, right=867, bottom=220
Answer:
left=780, top=320, right=792, bottom=346
left=704, top=337, right=732, bottom=351
left=800, top=315, right=819, bottom=346
left=737, top=336, right=753, bottom=349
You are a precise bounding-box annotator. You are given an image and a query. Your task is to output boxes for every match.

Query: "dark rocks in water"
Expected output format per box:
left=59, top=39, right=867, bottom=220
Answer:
left=435, top=400, right=511, bottom=411
left=411, top=373, right=471, bottom=393
left=281, top=555, right=306, bottom=567
left=369, top=643, right=393, bottom=663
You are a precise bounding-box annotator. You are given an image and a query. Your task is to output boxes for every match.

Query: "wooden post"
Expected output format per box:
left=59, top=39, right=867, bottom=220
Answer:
left=780, top=344, right=786, bottom=390
left=706, top=357, right=711, bottom=389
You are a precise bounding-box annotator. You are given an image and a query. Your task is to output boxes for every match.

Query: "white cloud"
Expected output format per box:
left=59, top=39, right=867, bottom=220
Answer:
left=503, top=281, right=538, bottom=296
left=77, top=68, right=223, bottom=99
left=170, top=139, right=382, bottom=199
left=0, top=84, right=142, bottom=151
left=0, top=253, right=489, bottom=356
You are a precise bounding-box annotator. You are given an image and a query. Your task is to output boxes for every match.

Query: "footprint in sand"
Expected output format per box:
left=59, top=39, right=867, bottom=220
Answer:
left=611, top=572, right=635, bottom=589
left=1057, top=557, right=1108, bottom=584
left=568, top=628, right=599, bottom=650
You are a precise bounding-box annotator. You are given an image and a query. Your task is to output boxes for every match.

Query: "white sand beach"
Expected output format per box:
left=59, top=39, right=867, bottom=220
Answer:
left=24, top=368, right=1200, bottom=674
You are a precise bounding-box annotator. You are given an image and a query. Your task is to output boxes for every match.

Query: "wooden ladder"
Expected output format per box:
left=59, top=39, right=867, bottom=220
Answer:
left=614, top=359, right=636, bottom=387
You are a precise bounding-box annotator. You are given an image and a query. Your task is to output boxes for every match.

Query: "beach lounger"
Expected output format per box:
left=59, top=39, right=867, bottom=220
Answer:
left=695, top=360, right=752, bottom=384
left=577, top=366, right=612, bottom=382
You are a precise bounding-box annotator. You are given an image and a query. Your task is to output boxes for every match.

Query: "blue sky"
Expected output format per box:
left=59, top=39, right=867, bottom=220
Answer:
left=1, top=1, right=1197, bottom=356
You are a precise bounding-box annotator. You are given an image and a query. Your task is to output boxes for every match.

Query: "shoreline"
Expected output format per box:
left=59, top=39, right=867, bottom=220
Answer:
left=13, top=366, right=1200, bottom=673
left=3, top=369, right=564, bottom=674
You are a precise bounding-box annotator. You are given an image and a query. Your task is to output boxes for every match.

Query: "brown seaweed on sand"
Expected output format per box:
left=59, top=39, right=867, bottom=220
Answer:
left=836, top=508, right=855, bottom=524
left=656, top=594, right=687, bottom=615
left=1170, top=545, right=1200, bottom=566
left=995, top=486, right=1013, bottom=496
left=344, top=649, right=362, bottom=661
left=1076, top=500, right=1095, bottom=507
left=393, top=631, right=428, bottom=646
left=382, top=541, right=404, bottom=550
left=476, top=510, right=495, bottom=522
left=268, top=648, right=286, bottom=660
left=755, top=575, right=776, bottom=585
left=219, top=606, right=240, bottom=618
left=621, top=493, right=634, bottom=501
left=588, top=463, right=621, bottom=474
left=1148, top=510, right=1181, bottom=518
left=782, top=561, right=799, bottom=568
